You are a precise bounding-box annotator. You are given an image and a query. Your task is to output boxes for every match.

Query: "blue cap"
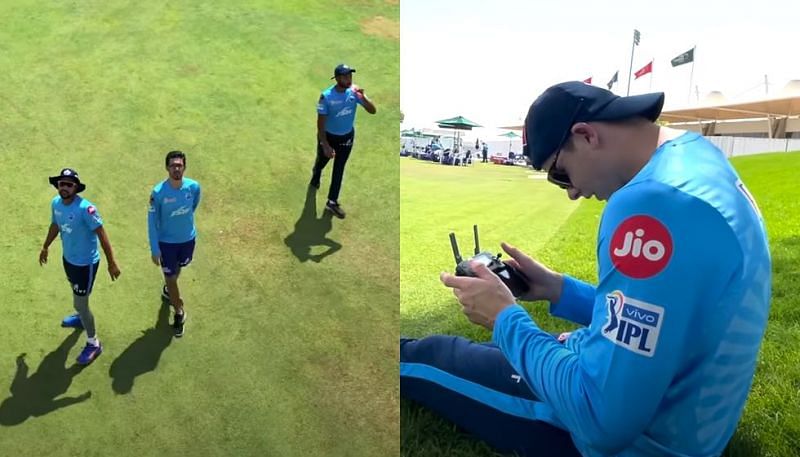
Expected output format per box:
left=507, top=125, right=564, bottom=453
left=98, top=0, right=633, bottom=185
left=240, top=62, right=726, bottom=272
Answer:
left=523, top=81, right=665, bottom=170
left=331, top=64, right=356, bottom=79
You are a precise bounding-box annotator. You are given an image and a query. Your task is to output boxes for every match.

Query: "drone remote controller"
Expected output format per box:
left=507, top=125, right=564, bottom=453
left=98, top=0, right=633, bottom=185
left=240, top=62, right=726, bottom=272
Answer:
left=449, top=225, right=530, bottom=298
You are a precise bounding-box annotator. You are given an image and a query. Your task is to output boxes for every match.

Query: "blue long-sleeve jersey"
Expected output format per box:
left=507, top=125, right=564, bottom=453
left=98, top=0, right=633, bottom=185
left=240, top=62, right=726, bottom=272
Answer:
left=493, top=132, right=772, bottom=456
left=147, top=178, right=201, bottom=255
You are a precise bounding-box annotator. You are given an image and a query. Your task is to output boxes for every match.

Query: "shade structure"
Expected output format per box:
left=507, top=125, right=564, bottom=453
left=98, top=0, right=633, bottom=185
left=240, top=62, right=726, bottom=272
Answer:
left=659, top=95, right=800, bottom=122
left=435, top=115, right=482, bottom=153
left=498, top=130, right=520, bottom=154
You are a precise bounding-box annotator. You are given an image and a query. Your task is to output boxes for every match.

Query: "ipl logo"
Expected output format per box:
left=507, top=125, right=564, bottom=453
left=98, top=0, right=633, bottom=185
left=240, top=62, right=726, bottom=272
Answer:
left=602, top=290, right=664, bottom=357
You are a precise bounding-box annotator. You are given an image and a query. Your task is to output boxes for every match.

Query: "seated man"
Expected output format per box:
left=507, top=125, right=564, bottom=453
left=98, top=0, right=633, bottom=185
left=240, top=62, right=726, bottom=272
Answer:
left=401, top=82, right=772, bottom=456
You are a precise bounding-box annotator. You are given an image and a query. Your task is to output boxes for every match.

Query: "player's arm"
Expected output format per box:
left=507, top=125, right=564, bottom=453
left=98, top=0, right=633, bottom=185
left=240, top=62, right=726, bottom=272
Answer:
left=317, top=114, right=335, bottom=158
left=316, top=94, right=334, bottom=157
left=84, top=205, right=120, bottom=280
left=95, top=225, right=120, bottom=280
left=548, top=275, right=597, bottom=326
left=147, top=191, right=161, bottom=264
left=192, top=183, right=201, bottom=212
left=352, top=85, right=376, bottom=114
left=39, top=223, right=59, bottom=266
left=493, top=183, right=740, bottom=453
left=503, top=243, right=595, bottom=326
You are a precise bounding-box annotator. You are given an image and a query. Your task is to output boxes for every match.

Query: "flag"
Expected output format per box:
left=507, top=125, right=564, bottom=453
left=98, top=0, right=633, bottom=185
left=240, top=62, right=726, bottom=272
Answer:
left=607, top=71, right=618, bottom=90
left=671, top=48, right=694, bottom=67
left=634, top=61, right=653, bottom=79
left=583, top=77, right=592, bottom=84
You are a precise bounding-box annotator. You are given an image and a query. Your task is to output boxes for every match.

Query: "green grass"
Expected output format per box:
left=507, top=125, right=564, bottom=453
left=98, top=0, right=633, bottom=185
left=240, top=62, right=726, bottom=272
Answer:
left=0, top=1, right=398, bottom=456
left=400, top=152, right=800, bottom=457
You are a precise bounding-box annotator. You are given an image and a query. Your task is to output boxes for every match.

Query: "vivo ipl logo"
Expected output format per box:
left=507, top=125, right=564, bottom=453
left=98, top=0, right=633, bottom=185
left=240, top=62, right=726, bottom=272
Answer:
left=602, top=291, right=663, bottom=357
left=610, top=215, right=673, bottom=279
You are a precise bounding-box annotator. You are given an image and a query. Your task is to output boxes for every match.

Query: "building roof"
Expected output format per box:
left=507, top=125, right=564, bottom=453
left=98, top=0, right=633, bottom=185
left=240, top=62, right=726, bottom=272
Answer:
left=659, top=95, right=800, bottom=123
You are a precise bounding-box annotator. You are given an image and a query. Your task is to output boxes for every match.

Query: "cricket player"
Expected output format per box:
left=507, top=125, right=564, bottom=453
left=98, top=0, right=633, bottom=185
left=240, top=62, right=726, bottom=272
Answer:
left=310, top=63, right=377, bottom=219
left=40, top=168, right=121, bottom=366
left=401, top=82, right=772, bottom=456
left=148, top=150, right=201, bottom=338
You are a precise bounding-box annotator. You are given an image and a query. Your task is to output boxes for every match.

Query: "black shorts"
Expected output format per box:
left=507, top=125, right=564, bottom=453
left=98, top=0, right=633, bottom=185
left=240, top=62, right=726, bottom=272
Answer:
left=63, top=258, right=100, bottom=297
left=159, top=238, right=196, bottom=277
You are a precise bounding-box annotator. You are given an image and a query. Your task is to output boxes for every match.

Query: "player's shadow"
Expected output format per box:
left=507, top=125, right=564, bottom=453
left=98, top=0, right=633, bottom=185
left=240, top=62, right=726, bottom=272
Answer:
left=0, top=330, right=91, bottom=426
left=284, top=185, right=342, bottom=263
left=109, top=301, right=173, bottom=394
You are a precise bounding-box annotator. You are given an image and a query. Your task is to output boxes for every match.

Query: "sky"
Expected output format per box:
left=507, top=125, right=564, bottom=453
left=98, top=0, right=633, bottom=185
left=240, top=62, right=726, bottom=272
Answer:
left=400, top=0, right=800, bottom=133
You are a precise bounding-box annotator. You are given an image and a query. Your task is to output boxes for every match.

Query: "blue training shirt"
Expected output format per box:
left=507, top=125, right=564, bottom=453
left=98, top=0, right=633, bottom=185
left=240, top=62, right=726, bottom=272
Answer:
left=493, top=131, right=772, bottom=456
left=148, top=178, right=201, bottom=255
left=51, top=195, right=103, bottom=266
left=317, top=85, right=365, bottom=135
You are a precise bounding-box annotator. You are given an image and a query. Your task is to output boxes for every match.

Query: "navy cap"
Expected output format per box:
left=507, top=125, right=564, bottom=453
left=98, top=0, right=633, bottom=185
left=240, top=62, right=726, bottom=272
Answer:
left=49, top=168, right=86, bottom=193
left=523, top=81, right=665, bottom=170
left=331, top=64, right=356, bottom=79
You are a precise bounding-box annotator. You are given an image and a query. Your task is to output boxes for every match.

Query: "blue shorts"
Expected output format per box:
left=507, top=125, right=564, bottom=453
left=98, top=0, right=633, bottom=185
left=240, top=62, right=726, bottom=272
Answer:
left=63, top=258, right=100, bottom=297
left=159, top=239, right=195, bottom=277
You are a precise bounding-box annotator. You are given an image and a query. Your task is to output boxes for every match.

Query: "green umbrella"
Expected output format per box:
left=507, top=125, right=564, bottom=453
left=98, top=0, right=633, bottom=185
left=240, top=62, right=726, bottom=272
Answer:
left=435, top=115, right=482, bottom=130
left=435, top=116, right=482, bottom=153
left=401, top=129, right=427, bottom=138
left=499, top=131, right=521, bottom=154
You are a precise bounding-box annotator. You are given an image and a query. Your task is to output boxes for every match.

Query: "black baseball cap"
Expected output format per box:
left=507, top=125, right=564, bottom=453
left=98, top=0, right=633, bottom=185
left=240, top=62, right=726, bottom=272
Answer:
left=331, top=64, right=356, bottom=79
left=49, top=168, right=86, bottom=193
left=523, top=81, right=665, bottom=170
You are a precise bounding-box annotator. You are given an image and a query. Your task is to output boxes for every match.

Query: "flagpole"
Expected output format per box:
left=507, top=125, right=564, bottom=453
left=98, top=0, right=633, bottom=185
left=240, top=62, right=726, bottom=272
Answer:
left=649, top=58, right=653, bottom=91
left=626, top=32, right=637, bottom=96
left=688, top=45, right=696, bottom=104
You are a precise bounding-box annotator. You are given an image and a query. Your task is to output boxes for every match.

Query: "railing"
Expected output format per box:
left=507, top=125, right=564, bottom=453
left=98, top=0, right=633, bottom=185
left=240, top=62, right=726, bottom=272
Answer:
left=705, top=136, right=800, bottom=157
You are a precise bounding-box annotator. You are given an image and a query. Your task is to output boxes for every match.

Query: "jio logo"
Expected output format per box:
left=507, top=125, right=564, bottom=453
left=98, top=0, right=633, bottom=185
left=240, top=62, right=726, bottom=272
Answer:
left=610, top=215, right=672, bottom=278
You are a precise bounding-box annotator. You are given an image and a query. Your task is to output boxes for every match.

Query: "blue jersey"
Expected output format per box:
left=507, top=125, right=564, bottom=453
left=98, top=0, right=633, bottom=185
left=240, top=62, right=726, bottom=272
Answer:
left=147, top=178, right=201, bottom=255
left=317, top=85, right=365, bottom=135
left=493, top=132, right=771, bottom=456
left=51, top=196, right=103, bottom=266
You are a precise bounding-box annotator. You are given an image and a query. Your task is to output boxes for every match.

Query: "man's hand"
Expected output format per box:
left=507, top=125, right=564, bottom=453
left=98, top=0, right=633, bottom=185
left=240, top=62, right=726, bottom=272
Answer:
left=440, top=261, right=516, bottom=330
left=323, top=143, right=336, bottom=159
left=39, top=248, right=48, bottom=266
left=151, top=255, right=161, bottom=266
left=500, top=242, right=563, bottom=303
left=351, top=84, right=365, bottom=101
left=108, top=261, right=121, bottom=281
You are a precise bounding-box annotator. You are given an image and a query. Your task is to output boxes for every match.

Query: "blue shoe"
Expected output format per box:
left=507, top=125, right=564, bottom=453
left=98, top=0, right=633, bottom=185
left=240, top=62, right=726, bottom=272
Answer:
left=77, top=342, right=102, bottom=365
left=61, top=313, right=84, bottom=329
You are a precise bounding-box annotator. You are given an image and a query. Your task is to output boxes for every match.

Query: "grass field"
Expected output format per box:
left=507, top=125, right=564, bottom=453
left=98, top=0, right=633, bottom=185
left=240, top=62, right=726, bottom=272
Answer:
left=0, top=1, right=399, bottom=456
left=400, top=153, right=800, bottom=457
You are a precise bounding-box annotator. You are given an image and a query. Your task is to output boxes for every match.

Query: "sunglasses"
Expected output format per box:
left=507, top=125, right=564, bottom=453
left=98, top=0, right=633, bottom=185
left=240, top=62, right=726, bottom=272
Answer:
left=546, top=98, right=585, bottom=190
left=58, top=181, right=76, bottom=188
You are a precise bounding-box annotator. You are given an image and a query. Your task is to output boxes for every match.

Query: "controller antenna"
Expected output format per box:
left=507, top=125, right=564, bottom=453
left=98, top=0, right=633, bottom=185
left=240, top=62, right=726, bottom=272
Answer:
left=449, top=232, right=463, bottom=265
left=473, top=225, right=480, bottom=255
